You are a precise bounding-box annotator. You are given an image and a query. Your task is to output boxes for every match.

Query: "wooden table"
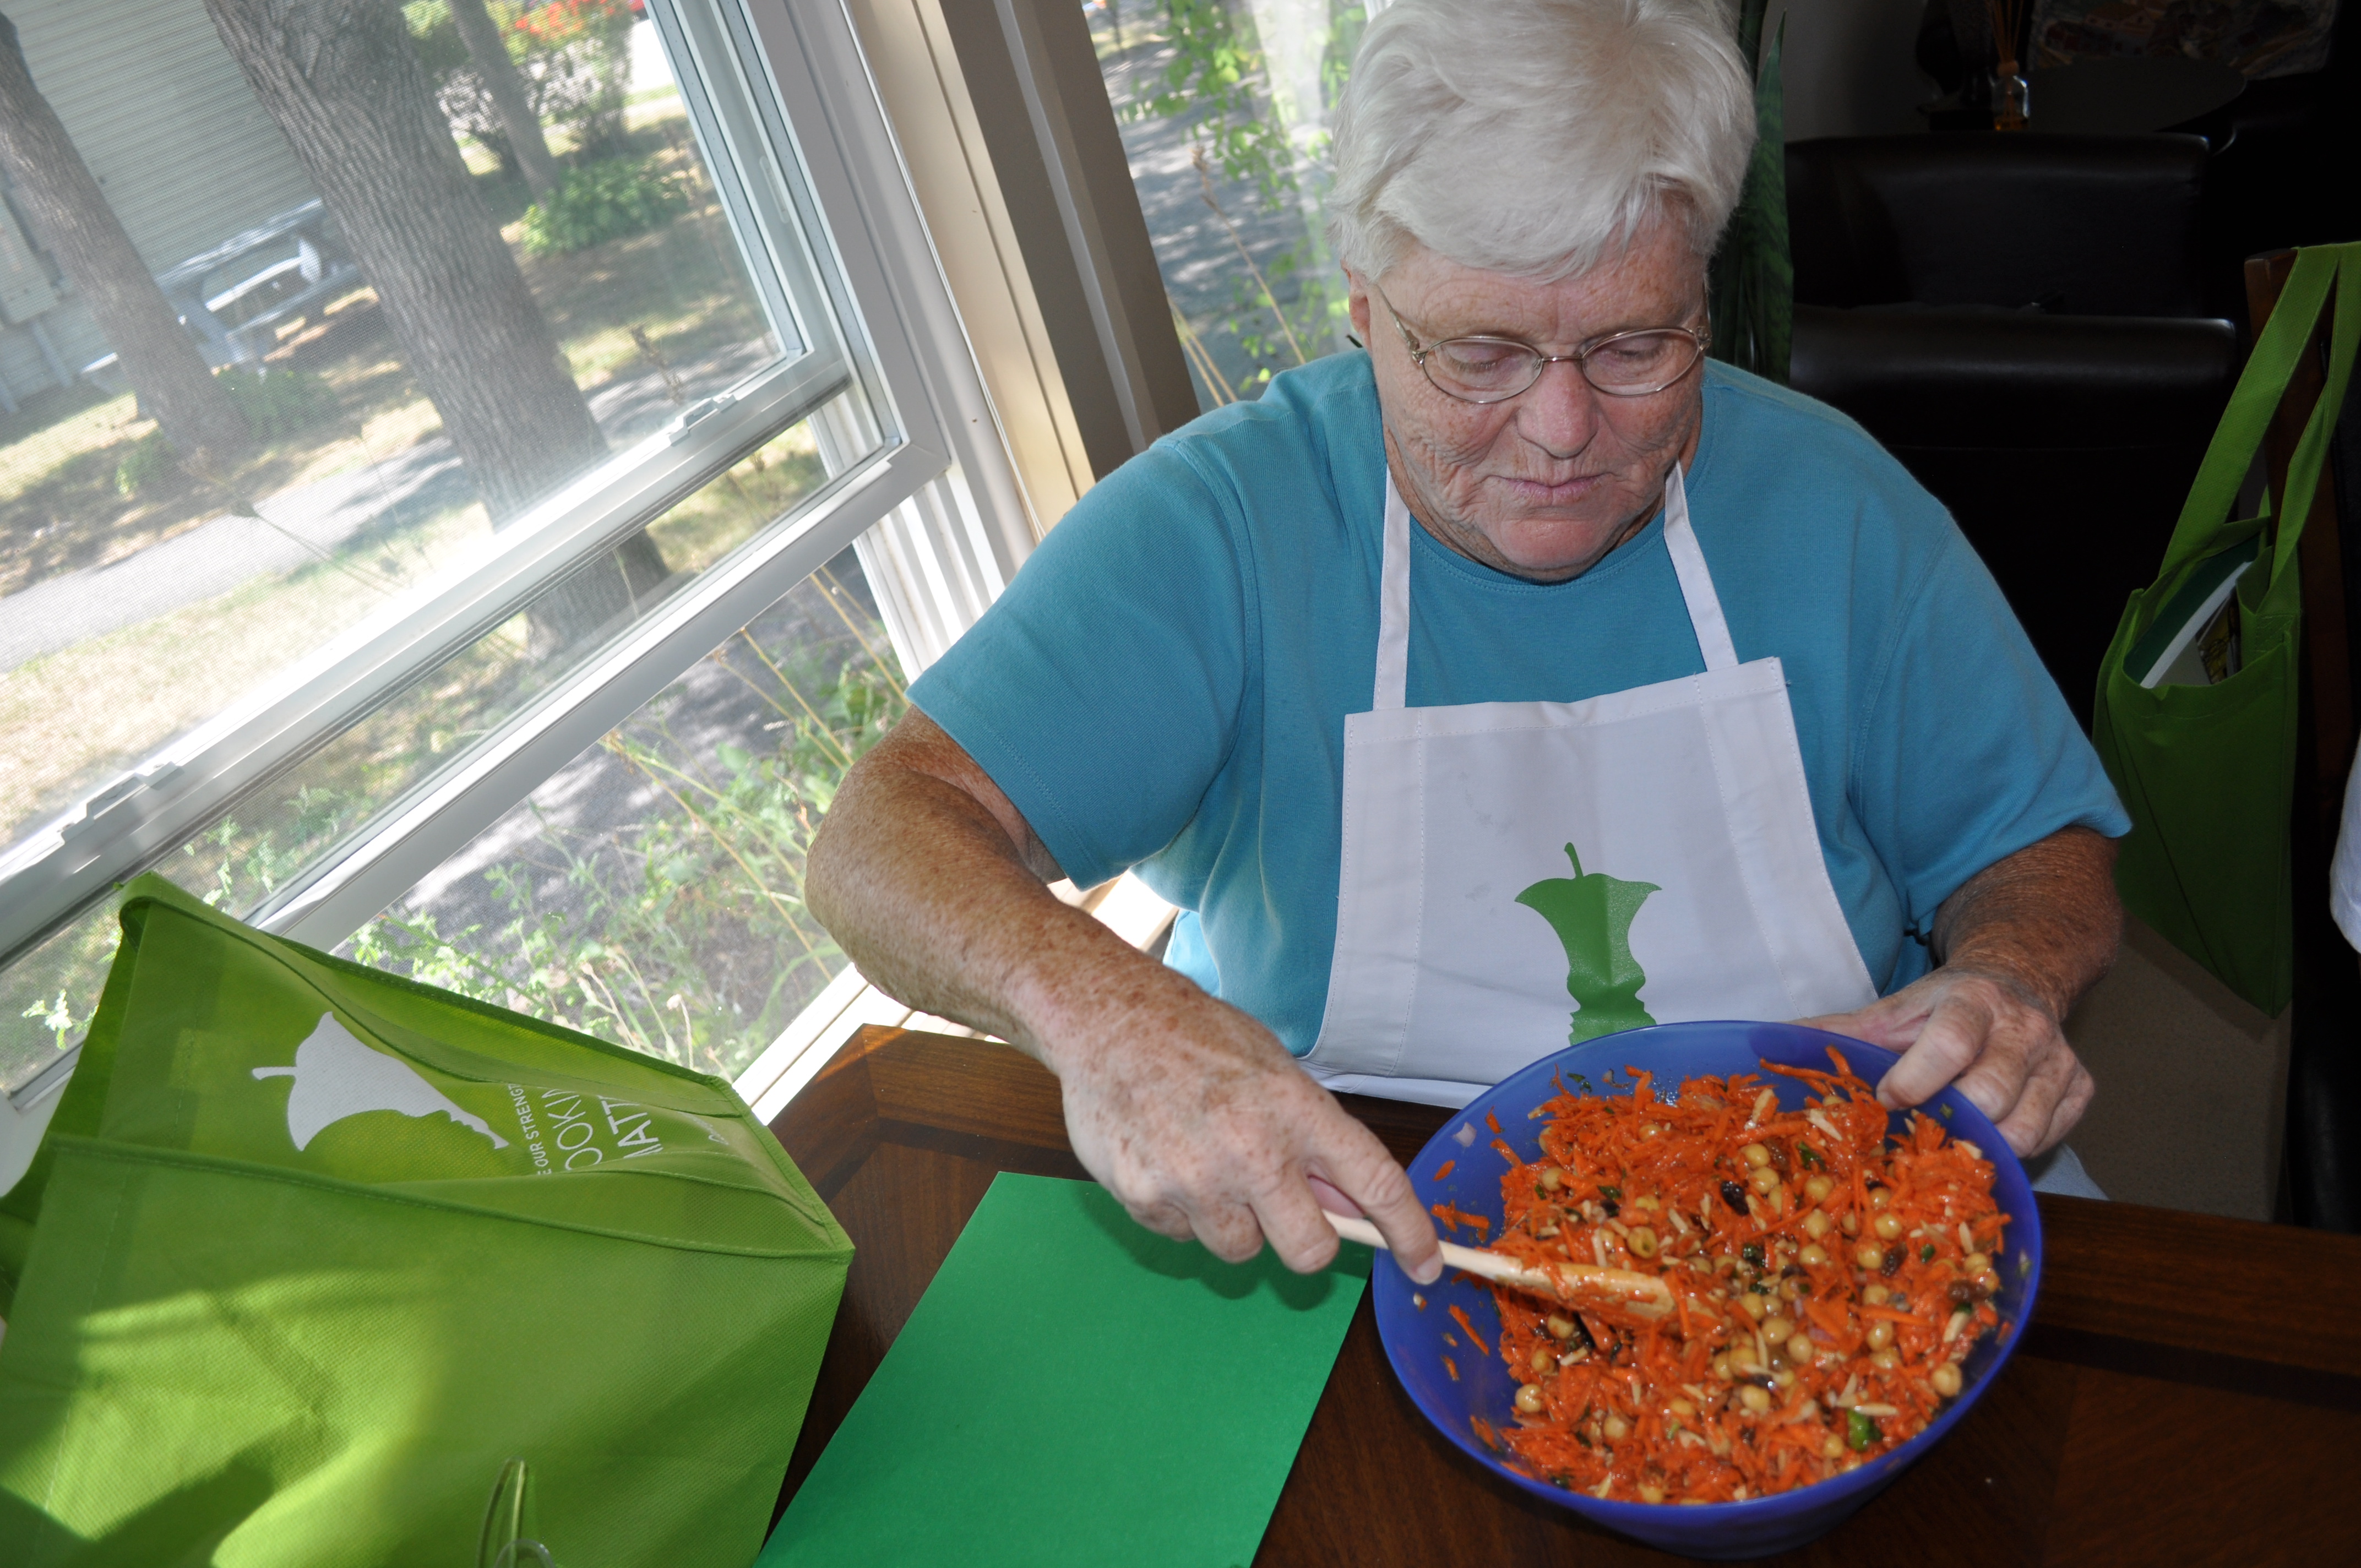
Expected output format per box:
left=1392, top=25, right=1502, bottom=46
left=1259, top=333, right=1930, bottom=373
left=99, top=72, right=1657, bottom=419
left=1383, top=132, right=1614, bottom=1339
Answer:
left=769, top=1026, right=2361, bottom=1564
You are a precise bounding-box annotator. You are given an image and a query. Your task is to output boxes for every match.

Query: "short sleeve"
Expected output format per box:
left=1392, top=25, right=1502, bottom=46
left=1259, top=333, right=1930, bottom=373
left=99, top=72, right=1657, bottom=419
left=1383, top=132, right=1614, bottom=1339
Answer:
left=907, top=446, right=1252, bottom=889
left=1851, top=529, right=2131, bottom=932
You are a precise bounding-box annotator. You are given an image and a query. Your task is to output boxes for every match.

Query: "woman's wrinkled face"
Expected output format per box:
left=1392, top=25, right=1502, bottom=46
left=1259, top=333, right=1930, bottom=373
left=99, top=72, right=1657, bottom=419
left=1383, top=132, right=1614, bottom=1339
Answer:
left=1351, top=215, right=1709, bottom=583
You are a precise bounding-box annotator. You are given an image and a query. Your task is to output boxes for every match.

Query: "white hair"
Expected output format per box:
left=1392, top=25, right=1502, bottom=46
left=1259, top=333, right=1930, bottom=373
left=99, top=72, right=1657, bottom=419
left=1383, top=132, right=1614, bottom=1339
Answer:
left=1328, top=0, right=1756, bottom=282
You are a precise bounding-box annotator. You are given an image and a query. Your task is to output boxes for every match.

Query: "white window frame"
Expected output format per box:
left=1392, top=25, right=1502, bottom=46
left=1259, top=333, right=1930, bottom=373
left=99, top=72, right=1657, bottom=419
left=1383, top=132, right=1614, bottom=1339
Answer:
left=0, top=0, right=1036, bottom=1109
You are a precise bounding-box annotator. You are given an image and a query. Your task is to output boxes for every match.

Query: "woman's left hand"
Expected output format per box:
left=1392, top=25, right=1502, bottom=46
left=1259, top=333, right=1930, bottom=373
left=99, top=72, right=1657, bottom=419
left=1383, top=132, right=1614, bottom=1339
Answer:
left=1801, top=963, right=2093, bottom=1155
left=1799, top=825, right=2122, bottom=1157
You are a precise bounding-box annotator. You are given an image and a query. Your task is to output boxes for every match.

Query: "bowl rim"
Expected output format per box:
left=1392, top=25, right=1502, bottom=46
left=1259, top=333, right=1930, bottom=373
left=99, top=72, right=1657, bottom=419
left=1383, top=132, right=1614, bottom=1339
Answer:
left=1370, top=1020, right=2045, bottom=1525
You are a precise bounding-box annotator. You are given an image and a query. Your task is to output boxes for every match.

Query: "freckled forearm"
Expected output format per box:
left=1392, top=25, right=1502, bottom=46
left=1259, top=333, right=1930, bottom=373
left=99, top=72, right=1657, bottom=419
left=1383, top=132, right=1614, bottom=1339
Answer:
left=804, top=720, right=1198, bottom=1066
left=1929, top=827, right=2123, bottom=1021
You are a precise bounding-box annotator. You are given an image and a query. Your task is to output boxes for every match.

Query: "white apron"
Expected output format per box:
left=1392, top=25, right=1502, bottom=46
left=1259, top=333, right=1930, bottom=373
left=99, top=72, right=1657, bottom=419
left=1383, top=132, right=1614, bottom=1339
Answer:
left=1302, top=465, right=1878, bottom=1107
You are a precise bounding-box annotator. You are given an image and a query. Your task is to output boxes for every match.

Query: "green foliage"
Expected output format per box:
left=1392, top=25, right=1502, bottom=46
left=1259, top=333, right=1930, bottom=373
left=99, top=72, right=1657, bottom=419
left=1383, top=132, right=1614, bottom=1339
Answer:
left=350, top=643, right=904, bottom=1078
left=402, top=1, right=471, bottom=75
left=18, top=990, right=84, bottom=1053
left=113, top=429, right=179, bottom=497
left=520, top=157, right=693, bottom=257
left=409, top=0, right=635, bottom=173
left=1133, top=1, right=1302, bottom=205
left=217, top=366, right=331, bottom=443
left=1121, top=0, right=1367, bottom=398
left=1707, top=1, right=1792, bottom=384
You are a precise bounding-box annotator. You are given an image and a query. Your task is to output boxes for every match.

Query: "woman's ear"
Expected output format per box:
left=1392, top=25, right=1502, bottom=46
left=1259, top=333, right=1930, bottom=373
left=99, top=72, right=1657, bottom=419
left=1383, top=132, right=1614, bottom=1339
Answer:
left=1345, top=270, right=1373, bottom=346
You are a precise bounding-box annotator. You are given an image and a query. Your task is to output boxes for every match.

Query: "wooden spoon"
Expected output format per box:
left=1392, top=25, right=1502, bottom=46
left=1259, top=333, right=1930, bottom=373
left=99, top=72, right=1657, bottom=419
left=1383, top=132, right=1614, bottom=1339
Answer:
left=1323, top=1209, right=1673, bottom=1321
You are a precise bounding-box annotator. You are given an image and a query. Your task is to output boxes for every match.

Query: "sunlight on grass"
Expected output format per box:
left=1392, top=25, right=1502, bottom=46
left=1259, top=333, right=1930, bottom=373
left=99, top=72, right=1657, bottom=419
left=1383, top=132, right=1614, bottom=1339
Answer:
left=646, top=423, right=826, bottom=575
left=0, top=502, right=492, bottom=846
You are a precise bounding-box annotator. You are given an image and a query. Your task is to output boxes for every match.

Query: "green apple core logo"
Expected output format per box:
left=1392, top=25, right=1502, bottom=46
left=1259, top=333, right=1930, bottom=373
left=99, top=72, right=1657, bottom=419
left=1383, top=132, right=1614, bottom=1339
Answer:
left=1515, top=842, right=1660, bottom=1044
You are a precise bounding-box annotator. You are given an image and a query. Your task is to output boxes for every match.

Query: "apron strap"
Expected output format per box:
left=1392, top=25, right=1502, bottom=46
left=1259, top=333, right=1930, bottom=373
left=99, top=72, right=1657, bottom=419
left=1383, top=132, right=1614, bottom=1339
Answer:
left=1661, top=463, right=1738, bottom=673
left=1375, top=476, right=1414, bottom=710
left=1372, top=461, right=1736, bottom=710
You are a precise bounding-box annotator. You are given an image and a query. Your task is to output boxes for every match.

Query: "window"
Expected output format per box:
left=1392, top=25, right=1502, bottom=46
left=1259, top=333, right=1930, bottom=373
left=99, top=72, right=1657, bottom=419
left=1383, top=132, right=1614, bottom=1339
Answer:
left=1087, top=0, right=1369, bottom=407
left=0, top=0, right=1029, bottom=1101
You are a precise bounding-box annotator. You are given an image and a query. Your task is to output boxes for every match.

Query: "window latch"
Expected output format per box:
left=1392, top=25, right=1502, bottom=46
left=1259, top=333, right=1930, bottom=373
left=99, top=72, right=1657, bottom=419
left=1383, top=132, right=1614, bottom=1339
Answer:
left=61, top=764, right=182, bottom=845
left=668, top=394, right=733, bottom=443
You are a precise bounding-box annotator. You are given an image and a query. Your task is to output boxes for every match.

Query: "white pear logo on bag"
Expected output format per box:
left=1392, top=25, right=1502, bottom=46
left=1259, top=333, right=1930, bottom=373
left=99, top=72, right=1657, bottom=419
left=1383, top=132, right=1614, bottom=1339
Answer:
left=252, top=1012, right=670, bottom=1173
left=254, top=1014, right=508, bottom=1149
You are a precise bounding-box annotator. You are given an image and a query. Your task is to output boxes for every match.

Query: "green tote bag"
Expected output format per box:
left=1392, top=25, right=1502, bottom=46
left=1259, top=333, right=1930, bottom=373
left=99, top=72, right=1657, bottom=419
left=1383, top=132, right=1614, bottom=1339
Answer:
left=0, top=876, right=851, bottom=1567
left=2093, top=243, right=2361, bottom=1016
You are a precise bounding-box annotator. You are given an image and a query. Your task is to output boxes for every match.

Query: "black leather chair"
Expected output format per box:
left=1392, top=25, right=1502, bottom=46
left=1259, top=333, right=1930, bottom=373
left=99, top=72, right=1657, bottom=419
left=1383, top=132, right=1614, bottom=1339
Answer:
left=1785, top=134, right=2240, bottom=727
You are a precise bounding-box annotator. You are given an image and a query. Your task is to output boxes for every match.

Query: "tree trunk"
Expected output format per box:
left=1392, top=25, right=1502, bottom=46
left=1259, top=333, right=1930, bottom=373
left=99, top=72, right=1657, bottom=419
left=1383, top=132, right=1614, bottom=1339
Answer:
left=202, top=0, right=603, bottom=521
left=448, top=0, right=558, bottom=198
left=0, top=14, right=249, bottom=467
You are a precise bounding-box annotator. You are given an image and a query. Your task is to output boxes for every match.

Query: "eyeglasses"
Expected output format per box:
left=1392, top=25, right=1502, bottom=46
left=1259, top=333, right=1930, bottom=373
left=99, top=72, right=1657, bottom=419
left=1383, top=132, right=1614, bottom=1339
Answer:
left=1370, top=282, right=1709, bottom=404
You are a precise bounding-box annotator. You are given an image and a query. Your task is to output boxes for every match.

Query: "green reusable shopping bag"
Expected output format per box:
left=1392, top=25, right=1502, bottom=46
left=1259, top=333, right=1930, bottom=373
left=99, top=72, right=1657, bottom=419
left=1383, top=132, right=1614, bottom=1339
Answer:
left=2093, top=243, right=2361, bottom=1016
left=0, top=875, right=851, bottom=1567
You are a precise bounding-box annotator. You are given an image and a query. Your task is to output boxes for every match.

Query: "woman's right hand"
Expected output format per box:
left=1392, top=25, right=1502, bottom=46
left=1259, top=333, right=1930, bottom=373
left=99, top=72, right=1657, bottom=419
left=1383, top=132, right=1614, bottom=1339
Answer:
left=1041, top=978, right=1444, bottom=1281
left=809, top=709, right=1440, bottom=1280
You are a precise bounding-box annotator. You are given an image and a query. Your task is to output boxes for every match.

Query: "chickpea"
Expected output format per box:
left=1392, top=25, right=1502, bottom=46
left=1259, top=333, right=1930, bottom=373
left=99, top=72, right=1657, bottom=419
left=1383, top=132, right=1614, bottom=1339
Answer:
left=1633, top=1194, right=1661, bottom=1212
left=1712, top=1354, right=1733, bottom=1382
left=1538, top=1168, right=1563, bottom=1192
left=1931, top=1362, right=1964, bottom=1398
left=1868, top=1186, right=1892, bottom=1210
left=1787, top=1331, right=1815, bottom=1363
left=1863, top=1284, right=1890, bottom=1306
left=1740, top=1142, right=1772, bottom=1168
left=1799, top=1243, right=1830, bottom=1268
left=1780, top=1276, right=1807, bottom=1303
left=1738, top=1292, right=1771, bottom=1322
left=1855, top=1243, right=1885, bottom=1270
left=1866, top=1320, right=1896, bottom=1352
left=1972, top=1268, right=2003, bottom=1298
left=1963, top=1251, right=1990, bottom=1275
left=1531, top=1345, right=1555, bottom=1373
left=1871, top=1347, right=1901, bottom=1371
left=1669, top=1398, right=1698, bottom=1419
left=1803, top=1174, right=1835, bottom=1206
left=1515, top=1383, right=1546, bottom=1414
left=1738, top=1385, right=1774, bottom=1414
left=1842, top=1212, right=1862, bottom=1237
left=1762, top=1316, right=1794, bottom=1343
left=1802, top=1210, right=1832, bottom=1241
left=1748, top=1167, right=1782, bottom=1197
left=1602, top=1413, right=1631, bottom=1441
left=1628, top=1226, right=1660, bottom=1259
left=1821, top=1433, right=1845, bottom=1460
left=1546, top=1314, right=1577, bottom=1341
left=1872, top=1211, right=1906, bottom=1242
left=1728, top=1343, right=1760, bottom=1375
left=1639, top=1484, right=1666, bottom=1505
left=1774, top=1366, right=1798, bottom=1390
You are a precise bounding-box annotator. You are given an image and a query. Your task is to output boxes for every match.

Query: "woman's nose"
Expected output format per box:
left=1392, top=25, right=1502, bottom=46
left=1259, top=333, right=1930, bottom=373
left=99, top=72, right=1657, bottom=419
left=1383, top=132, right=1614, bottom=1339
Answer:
left=1513, top=358, right=1600, bottom=459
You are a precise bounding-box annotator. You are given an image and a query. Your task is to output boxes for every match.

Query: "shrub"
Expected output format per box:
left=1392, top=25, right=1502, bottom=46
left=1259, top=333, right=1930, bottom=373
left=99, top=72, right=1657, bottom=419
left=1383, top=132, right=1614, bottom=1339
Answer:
left=520, top=157, right=690, bottom=256
left=217, top=366, right=331, bottom=442
left=407, top=0, right=635, bottom=175
left=115, top=429, right=179, bottom=497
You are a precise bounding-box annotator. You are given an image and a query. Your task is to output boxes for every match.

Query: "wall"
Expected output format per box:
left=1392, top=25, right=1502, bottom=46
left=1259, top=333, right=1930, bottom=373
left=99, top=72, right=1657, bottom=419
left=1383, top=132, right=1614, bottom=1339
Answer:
left=1770, top=0, right=1933, bottom=142
left=1, top=0, right=318, bottom=395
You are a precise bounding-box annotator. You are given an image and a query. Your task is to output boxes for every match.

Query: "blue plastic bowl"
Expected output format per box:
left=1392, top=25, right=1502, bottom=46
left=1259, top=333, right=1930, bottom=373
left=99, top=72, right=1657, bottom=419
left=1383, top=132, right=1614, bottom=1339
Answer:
left=1373, top=1020, right=2042, bottom=1561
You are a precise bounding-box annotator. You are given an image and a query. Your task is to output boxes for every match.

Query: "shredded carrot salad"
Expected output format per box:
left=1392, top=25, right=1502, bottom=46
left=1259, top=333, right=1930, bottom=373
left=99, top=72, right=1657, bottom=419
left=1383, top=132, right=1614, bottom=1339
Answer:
left=1480, top=1050, right=2009, bottom=1505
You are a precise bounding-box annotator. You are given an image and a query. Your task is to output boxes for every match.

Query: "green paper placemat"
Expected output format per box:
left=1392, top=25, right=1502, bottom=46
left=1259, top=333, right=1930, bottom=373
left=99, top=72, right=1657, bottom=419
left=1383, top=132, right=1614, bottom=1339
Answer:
left=759, top=1172, right=1370, bottom=1568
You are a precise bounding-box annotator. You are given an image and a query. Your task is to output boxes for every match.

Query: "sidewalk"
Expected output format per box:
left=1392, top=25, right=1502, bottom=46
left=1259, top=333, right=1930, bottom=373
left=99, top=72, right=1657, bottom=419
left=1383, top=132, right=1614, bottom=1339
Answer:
left=0, top=339, right=773, bottom=674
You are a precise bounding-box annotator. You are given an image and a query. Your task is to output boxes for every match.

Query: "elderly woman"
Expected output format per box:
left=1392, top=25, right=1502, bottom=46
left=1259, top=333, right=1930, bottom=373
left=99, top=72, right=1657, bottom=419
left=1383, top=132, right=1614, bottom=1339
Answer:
left=807, top=0, right=2125, bottom=1282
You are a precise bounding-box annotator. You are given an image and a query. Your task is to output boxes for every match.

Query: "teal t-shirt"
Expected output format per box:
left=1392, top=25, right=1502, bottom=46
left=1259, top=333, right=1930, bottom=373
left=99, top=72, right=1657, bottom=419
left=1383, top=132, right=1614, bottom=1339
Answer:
left=910, top=353, right=2129, bottom=1054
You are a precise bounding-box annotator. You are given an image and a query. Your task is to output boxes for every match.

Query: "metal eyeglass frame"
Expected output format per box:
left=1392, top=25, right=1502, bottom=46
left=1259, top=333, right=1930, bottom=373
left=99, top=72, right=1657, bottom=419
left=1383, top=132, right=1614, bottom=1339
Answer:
left=1369, top=281, right=1711, bottom=404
